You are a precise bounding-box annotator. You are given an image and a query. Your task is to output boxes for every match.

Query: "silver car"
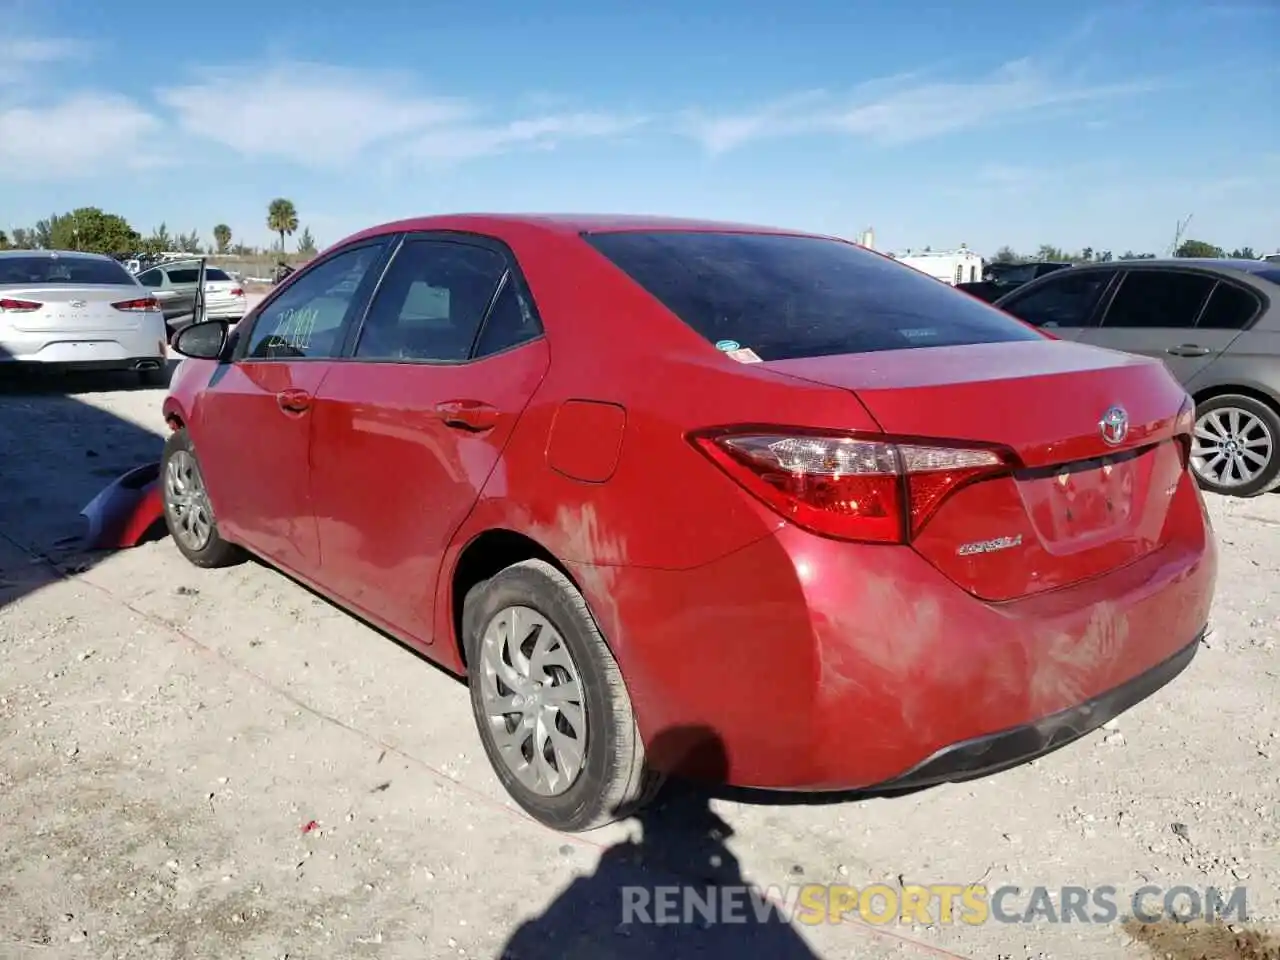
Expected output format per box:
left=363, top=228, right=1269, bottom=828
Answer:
left=0, top=250, right=169, bottom=385
left=135, top=260, right=248, bottom=333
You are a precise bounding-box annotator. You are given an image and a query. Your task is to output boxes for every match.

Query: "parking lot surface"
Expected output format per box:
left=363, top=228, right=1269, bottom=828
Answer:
left=1, top=372, right=1277, bottom=959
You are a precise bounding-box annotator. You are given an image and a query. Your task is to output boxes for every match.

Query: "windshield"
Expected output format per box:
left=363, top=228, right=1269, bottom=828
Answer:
left=583, top=230, right=1043, bottom=360
left=0, top=255, right=135, bottom=286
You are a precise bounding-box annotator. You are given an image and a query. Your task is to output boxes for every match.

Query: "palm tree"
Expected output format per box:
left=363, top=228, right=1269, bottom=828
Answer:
left=213, top=223, right=232, bottom=254
left=267, top=199, right=299, bottom=254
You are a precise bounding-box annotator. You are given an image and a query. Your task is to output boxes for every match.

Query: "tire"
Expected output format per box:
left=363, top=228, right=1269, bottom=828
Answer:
left=462, top=559, right=662, bottom=832
left=160, top=428, right=244, bottom=567
left=1190, top=393, right=1280, bottom=498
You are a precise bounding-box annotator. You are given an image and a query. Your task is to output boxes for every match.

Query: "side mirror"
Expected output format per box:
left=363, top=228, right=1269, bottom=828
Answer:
left=171, top=319, right=229, bottom=360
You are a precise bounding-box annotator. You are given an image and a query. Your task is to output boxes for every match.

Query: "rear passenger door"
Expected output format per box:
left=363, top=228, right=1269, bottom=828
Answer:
left=306, top=234, right=550, bottom=644
left=995, top=269, right=1117, bottom=341
left=1076, top=269, right=1248, bottom=386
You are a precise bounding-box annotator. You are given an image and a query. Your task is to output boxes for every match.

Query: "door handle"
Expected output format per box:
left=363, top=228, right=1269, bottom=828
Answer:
left=1166, top=344, right=1211, bottom=357
left=276, top=388, right=312, bottom=415
left=435, top=399, right=499, bottom=431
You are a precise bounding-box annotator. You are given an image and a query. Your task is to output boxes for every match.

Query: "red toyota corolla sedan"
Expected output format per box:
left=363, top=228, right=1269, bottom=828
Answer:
left=163, top=214, right=1217, bottom=832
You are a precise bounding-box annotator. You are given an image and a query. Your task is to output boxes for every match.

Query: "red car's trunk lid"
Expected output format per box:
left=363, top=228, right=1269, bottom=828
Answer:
left=766, top=340, right=1198, bottom=601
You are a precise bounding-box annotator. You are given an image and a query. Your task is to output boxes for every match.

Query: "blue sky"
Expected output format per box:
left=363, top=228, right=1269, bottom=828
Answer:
left=1, top=0, right=1276, bottom=256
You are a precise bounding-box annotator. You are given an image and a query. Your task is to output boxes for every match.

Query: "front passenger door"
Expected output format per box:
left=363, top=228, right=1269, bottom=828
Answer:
left=996, top=269, right=1117, bottom=341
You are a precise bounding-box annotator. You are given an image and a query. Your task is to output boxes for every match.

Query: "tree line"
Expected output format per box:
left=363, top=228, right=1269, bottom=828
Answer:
left=0, top=197, right=314, bottom=259
left=991, top=240, right=1264, bottom=264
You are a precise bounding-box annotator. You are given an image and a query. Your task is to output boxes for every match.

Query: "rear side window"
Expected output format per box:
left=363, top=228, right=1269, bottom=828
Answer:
left=1196, top=281, right=1261, bottom=330
left=1102, top=271, right=1215, bottom=329
left=0, top=255, right=134, bottom=286
left=583, top=231, right=1043, bottom=360
left=166, top=267, right=200, bottom=283
left=999, top=271, right=1115, bottom=328
left=354, top=240, right=507, bottom=362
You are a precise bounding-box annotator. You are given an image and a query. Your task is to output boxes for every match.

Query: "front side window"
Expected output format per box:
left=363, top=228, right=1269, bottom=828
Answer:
left=1102, top=271, right=1216, bottom=329
left=243, top=245, right=384, bottom=360
left=999, top=271, right=1116, bottom=328
left=354, top=240, right=508, bottom=362
left=583, top=231, right=1044, bottom=360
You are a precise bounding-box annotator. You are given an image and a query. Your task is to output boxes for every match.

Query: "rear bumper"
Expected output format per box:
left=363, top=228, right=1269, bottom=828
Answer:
left=868, top=631, right=1200, bottom=791
left=572, top=488, right=1216, bottom=790
left=0, top=319, right=167, bottom=366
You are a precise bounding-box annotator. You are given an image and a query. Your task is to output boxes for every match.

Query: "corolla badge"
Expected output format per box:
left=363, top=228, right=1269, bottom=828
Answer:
left=1098, top=405, right=1129, bottom=446
left=956, top=534, right=1023, bottom=557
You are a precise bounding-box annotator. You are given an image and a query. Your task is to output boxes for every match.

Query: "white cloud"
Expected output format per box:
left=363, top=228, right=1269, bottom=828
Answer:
left=683, top=59, right=1160, bottom=154
left=0, top=36, right=87, bottom=85
left=157, top=62, right=644, bottom=167
left=157, top=63, right=473, bottom=165
left=0, top=93, right=162, bottom=179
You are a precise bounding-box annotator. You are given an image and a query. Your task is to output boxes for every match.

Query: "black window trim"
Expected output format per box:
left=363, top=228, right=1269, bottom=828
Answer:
left=340, top=229, right=546, bottom=366
left=231, top=235, right=398, bottom=363
left=995, top=266, right=1121, bottom=329
left=1096, top=265, right=1267, bottom=332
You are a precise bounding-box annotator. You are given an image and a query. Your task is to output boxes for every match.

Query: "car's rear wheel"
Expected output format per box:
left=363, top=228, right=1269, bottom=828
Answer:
left=1190, top=394, right=1280, bottom=497
left=161, top=428, right=244, bottom=567
left=462, top=559, right=661, bottom=832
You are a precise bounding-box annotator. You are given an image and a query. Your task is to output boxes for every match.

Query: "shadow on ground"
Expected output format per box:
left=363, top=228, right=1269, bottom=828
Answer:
left=0, top=358, right=169, bottom=616
left=500, top=726, right=822, bottom=959
left=1125, top=918, right=1280, bottom=960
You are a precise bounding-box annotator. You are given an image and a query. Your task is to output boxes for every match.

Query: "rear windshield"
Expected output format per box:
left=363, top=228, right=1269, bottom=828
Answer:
left=204, top=267, right=232, bottom=281
left=583, top=231, right=1044, bottom=360
left=0, top=255, right=134, bottom=286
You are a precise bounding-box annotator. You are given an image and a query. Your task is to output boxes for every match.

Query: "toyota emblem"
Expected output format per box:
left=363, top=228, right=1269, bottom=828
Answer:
left=68, top=300, right=86, bottom=308
left=1099, top=405, right=1129, bottom=446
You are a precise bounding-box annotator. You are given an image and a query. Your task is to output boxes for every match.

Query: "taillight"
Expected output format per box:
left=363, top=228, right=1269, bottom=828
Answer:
left=230, top=287, right=244, bottom=297
left=691, top=430, right=1012, bottom=544
left=0, top=298, right=41, bottom=312
left=112, top=297, right=161, bottom=312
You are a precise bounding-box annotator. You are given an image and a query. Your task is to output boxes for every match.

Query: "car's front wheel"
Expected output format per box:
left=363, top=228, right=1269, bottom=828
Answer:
left=1190, top=394, right=1280, bottom=497
left=161, top=428, right=244, bottom=567
left=462, top=559, right=661, bottom=832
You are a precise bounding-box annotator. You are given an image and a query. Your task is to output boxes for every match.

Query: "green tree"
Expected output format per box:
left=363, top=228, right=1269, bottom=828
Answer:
left=296, top=226, right=317, bottom=255
left=213, top=224, right=232, bottom=254
left=1229, top=247, right=1257, bottom=259
left=0, top=230, right=8, bottom=250
left=144, top=222, right=173, bottom=254
left=1174, top=239, right=1224, bottom=258
left=9, top=227, right=34, bottom=249
left=267, top=198, right=298, bottom=253
left=1035, top=244, right=1069, bottom=261
left=45, top=208, right=142, bottom=254
left=992, top=246, right=1019, bottom=263
left=175, top=230, right=202, bottom=253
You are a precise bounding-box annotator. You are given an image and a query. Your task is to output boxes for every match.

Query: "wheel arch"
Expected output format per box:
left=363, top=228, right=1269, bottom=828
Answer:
left=1191, top=381, right=1280, bottom=413
left=447, top=527, right=590, bottom=670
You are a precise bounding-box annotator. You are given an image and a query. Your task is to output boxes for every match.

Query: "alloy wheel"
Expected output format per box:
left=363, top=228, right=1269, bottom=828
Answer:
left=164, top=450, right=214, bottom=551
left=1191, top=406, right=1275, bottom=489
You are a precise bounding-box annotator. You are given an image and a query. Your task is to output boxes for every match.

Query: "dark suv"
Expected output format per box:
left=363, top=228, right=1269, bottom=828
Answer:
left=996, top=258, right=1280, bottom=497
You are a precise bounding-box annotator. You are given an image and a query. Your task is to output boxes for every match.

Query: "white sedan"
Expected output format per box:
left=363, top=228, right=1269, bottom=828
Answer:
left=135, top=261, right=249, bottom=334
left=0, top=250, right=169, bottom=385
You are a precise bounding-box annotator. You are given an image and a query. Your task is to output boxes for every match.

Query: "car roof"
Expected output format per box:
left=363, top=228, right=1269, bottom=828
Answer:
left=342, top=213, right=833, bottom=245
left=0, top=248, right=117, bottom=262
left=1069, top=257, right=1272, bottom=275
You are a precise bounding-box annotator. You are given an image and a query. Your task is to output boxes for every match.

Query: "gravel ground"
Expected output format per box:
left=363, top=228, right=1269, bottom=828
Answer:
left=0, top=369, right=1277, bottom=960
